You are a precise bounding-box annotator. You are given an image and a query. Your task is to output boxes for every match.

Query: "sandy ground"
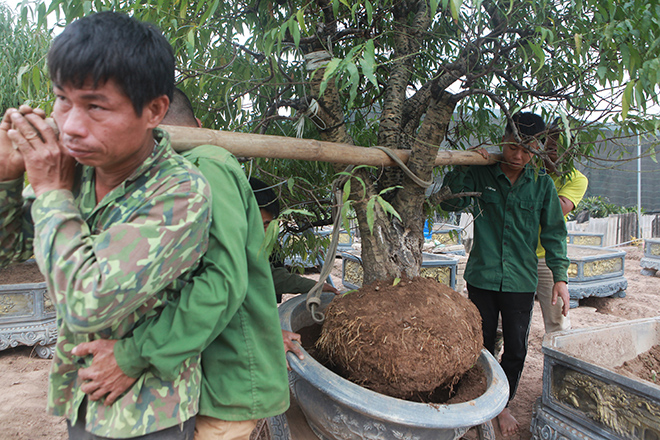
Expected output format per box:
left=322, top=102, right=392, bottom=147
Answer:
left=0, top=245, right=658, bottom=439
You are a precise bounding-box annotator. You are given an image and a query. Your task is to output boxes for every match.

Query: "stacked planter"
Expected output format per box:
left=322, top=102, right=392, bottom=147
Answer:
left=341, top=251, right=459, bottom=290
left=640, top=238, right=660, bottom=277
left=531, top=317, right=660, bottom=439
left=567, top=231, right=604, bottom=247
left=0, top=261, right=56, bottom=359
left=566, top=244, right=627, bottom=308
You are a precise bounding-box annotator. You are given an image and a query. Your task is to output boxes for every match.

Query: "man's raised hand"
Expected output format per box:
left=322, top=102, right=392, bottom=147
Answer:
left=6, top=106, right=75, bottom=197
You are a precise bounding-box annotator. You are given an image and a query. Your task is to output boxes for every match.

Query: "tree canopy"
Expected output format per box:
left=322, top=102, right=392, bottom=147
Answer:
left=14, top=0, right=660, bottom=282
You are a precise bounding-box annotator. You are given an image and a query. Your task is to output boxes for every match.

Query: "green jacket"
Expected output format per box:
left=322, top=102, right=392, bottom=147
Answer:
left=0, top=129, right=211, bottom=438
left=114, top=144, right=290, bottom=422
left=440, top=163, right=568, bottom=292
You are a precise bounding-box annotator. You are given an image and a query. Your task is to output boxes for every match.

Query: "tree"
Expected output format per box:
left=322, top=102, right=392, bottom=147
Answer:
left=22, top=0, right=660, bottom=284
left=0, top=2, right=51, bottom=113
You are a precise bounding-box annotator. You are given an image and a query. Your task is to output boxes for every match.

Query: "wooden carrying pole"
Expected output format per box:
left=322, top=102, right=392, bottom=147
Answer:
left=43, top=119, right=499, bottom=167
left=160, top=125, right=500, bottom=167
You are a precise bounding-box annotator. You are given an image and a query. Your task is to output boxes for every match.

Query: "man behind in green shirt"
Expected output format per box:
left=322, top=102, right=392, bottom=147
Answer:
left=440, top=112, right=569, bottom=436
left=536, top=125, right=588, bottom=333
left=249, top=176, right=340, bottom=361
left=71, top=87, right=290, bottom=439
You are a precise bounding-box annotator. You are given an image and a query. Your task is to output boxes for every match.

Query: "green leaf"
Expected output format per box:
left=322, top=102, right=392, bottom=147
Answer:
left=319, top=58, right=341, bottom=97
left=650, top=145, right=657, bottom=163
left=16, top=65, right=30, bottom=87
left=346, top=61, right=359, bottom=106
left=429, top=0, right=439, bottom=16
left=365, top=0, right=373, bottom=24
left=291, top=18, right=301, bottom=49
left=31, top=65, right=41, bottom=90
left=342, top=179, right=351, bottom=203
left=622, top=80, right=635, bottom=120
left=360, top=40, right=378, bottom=87
left=528, top=42, right=546, bottom=75
left=342, top=289, right=357, bottom=296
left=574, top=33, right=582, bottom=57
left=449, top=0, right=462, bottom=21
left=366, top=197, right=376, bottom=234
left=287, top=177, right=295, bottom=193
left=376, top=196, right=401, bottom=221
left=393, top=277, right=401, bottom=286
left=179, top=0, right=188, bottom=18
left=296, top=9, right=307, bottom=34
left=199, top=0, right=219, bottom=25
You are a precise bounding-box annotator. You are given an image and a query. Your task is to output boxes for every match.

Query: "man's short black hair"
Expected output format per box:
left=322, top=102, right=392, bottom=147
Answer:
left=48, top=11, right=174, bottom=116
left=504, top=112, right=546, bottom=141
left=249, top=177, right=280, bottom=218
left=162, top=87, right=198, bottom=127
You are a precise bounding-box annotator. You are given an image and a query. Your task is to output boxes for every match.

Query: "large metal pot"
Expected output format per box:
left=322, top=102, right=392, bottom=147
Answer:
left=279, top=292, right=509, bottom=440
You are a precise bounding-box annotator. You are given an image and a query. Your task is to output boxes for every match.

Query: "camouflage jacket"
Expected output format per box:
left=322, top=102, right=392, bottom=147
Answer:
left=0, top=129, right=211, bottom=438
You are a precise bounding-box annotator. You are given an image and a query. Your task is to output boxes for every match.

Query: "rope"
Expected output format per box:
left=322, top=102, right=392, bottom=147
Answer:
left=371, top=146, right=433, bottom=188
left=305, top=167, right=353, bottom=323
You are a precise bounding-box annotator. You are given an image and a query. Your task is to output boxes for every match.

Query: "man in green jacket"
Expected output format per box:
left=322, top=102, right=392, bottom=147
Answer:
left=440, top=112, right=569, bottom=436
left=72, top=88, right=290, bottom=439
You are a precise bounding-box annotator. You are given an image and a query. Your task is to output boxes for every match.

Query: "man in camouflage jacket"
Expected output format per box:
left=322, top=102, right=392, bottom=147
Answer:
left=0, top=12, right=210, bottom=439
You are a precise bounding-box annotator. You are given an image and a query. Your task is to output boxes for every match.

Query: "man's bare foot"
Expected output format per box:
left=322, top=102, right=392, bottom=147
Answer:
left=497, top=407, right=519, bottom=436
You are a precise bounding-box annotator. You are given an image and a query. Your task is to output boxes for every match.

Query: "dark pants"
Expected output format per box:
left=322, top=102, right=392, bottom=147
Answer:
left=68, top=400, right=196, bottom=440
left=467, top=283, right=535, bottom=402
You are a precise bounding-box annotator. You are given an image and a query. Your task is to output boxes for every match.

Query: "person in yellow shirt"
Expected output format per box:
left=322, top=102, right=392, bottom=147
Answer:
left=536, top=127, right=588, bottom=333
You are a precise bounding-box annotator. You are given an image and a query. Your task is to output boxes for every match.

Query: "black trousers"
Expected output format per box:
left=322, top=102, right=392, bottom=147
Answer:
left=467, top=283, right=535, bottom=402
left=67, top=398, right=196, bottom=440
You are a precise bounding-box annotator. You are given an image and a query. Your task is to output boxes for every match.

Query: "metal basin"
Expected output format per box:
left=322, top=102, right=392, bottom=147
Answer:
left=279, top=293, right=508, bottom=440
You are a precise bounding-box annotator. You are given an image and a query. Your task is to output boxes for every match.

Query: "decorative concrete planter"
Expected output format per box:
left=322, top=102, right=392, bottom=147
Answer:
left=427, top=224, right=466, bottom=256
left=341, top=251, right=458, bottom=290
left=531, top=317, right=660, bottom=439
left=640, top=238, right=660, bottom=277
left=336, top=229, right=355, bottom=253
left=279, top=293, right=509, bottom=440
left=0, top=261, right=56, bottom=359
left=567, top=231, right=604, bottom=247
left=566, top=245, right=627, bottom=308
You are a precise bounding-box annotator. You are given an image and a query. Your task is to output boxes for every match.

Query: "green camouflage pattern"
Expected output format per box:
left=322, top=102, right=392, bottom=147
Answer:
left=0, top=129, right=211, bottom=438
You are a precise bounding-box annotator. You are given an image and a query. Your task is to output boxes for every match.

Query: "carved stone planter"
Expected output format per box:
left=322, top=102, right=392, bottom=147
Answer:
left=567, top=231, right=604, bottom=247
left=566, top=245, right=627, bottom=308
left=279, top=293, right=508, bottom=440
left=531, top=317, right=660, bottom=440
left=640, top=239, right=660, bottom=277
left=426, top=223, right=466, bottom=256
left=341, top=251, right=458, bottom=290
left=0, top=261, right=56, bottom=359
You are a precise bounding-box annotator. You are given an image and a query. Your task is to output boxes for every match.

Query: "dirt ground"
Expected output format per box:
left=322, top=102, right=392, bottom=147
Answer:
left=0, top=245, right=658, bottom=439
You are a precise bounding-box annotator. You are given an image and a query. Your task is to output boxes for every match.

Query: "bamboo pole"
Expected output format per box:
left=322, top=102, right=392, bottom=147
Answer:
left=160, top=125, right=501, bottom=167
left=44, top=119, right=500, bottom=167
